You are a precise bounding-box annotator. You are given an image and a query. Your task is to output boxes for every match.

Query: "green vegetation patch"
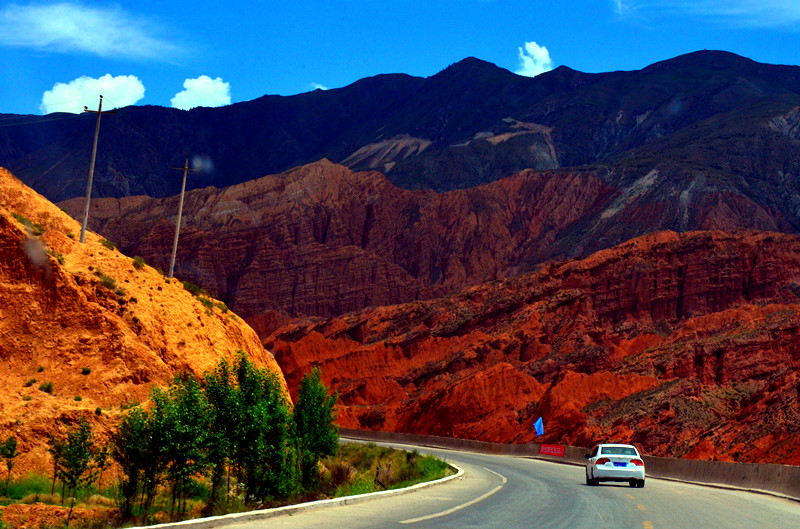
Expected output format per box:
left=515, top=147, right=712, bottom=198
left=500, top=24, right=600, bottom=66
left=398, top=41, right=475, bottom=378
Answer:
left=99, top=239, right=115, bottom=250
left=47, top=249, right=65, bottom=265
left=327, top=443, right=453, bottom=498
left=11, top=212, right=44, bottom=236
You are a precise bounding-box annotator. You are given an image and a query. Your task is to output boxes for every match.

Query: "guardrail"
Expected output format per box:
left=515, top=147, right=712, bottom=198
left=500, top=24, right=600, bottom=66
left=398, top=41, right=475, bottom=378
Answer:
left=340, top=428, right=800, bottom=501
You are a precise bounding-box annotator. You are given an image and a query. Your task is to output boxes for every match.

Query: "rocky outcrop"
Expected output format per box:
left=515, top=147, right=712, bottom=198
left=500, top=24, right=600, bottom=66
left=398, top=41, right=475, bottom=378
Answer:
left=0, top=168, right=285, bottom=476
left=266, top=230, right=800, bottom=464
left=62, top=160, right=800, bottom=325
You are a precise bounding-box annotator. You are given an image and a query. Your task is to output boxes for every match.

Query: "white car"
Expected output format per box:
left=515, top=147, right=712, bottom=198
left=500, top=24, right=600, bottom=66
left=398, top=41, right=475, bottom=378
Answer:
left=584, top=443, right=645, bottom=488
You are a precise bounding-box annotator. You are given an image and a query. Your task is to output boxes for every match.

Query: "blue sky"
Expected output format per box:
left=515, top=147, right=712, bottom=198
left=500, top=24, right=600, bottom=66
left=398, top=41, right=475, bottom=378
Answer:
left=1, top=1, right=799, bottom=115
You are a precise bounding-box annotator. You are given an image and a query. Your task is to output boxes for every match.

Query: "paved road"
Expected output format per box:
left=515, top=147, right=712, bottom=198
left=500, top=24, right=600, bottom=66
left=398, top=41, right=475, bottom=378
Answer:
left=223, top=442, right=800, bottom=529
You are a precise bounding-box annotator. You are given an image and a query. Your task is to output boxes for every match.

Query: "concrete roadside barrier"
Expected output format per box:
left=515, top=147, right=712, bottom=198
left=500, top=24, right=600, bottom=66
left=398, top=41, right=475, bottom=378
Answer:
left=340, top=428, right=800, bottom=501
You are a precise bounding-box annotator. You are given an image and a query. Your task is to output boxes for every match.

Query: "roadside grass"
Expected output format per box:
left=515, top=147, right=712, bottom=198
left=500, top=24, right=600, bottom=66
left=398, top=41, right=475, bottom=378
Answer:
left=327, top=442, right=454, bottom=497
left=0, top=473, right=118, bottom=507
left=0, top=443, right=453, bottom=527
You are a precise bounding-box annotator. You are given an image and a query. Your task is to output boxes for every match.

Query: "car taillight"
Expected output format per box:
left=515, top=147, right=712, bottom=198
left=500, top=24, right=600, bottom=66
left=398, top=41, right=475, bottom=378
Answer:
left=596, top=458, right=610, bottom=465
left=631, top=459, right=644, bottom=466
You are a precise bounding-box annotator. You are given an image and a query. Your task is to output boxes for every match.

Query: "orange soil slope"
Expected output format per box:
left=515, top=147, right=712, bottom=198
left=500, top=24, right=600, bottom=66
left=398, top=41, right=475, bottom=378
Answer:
left=268, top=230, right=800, bottom=464
left=0, top=167, right=285, bottom=476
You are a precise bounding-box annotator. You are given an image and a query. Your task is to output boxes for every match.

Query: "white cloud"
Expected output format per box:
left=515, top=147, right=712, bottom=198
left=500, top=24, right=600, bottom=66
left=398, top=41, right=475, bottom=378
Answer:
left=171, top=76, right=231, bottom=110
left=613, top=1, right=634, bottom=16
left=515, top=41, right=554, bottom=77
left=40, top=74, right=145, bottom=114
left=614, top=1, right=800, bottom=27
left=309, top=82, right=328, bottom=91
left=0, top=2, right=183, bottom=61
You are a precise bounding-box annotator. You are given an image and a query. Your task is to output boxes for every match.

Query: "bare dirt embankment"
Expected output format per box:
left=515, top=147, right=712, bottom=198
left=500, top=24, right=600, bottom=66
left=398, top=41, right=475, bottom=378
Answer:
left=0, top=167, right=285, bottom=477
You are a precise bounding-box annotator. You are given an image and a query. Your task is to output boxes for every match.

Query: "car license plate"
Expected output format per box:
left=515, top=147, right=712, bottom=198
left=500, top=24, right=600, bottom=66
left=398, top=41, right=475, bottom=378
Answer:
left=613, top=462, right=627, bottom=467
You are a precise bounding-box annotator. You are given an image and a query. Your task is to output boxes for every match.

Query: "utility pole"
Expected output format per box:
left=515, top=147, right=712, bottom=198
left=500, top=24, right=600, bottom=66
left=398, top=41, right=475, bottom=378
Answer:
left=80, top=95, right=115, bottom=243
left=168, top=155, right=197, bottom=279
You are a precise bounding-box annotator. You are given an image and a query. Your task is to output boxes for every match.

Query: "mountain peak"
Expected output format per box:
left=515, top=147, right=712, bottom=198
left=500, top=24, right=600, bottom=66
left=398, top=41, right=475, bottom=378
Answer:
left=643, top=49, right=757, bottom=73
left=434, top=57, right=513, bottom=80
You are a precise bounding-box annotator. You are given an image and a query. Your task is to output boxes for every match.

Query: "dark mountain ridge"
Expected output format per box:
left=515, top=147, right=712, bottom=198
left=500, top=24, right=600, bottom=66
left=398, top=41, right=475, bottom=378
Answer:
left=2, top=50, right=799, bottom=203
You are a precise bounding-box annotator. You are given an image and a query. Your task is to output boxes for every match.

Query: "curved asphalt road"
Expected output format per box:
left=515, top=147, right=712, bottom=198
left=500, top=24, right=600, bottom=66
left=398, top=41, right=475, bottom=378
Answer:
left=223, top=441, right=800, bottom=529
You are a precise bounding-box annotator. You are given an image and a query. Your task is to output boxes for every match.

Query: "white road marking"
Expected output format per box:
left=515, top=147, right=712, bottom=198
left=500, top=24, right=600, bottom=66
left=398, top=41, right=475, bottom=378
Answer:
left=399, top=467, right=507, bottom=524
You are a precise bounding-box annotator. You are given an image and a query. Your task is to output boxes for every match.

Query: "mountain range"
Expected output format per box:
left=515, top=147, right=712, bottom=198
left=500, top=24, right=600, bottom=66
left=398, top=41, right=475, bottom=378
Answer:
left=2, top=50, right=799, bottom=204
left=4, top=49, right=800, bottom=465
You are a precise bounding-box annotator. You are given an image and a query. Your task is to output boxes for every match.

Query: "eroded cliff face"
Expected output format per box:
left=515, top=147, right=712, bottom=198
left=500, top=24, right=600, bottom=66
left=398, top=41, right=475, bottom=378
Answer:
left=60, top=160, right=797, bottom=325
left=0, top=168, right=285, bottom=475
left=59, top=160, right=615, bottom=319
left=266, top=230, right=800, bottom=464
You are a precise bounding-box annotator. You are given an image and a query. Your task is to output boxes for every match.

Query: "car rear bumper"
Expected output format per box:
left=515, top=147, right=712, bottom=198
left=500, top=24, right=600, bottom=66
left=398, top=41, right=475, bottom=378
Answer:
left=593, top=467, right=645, bottom=481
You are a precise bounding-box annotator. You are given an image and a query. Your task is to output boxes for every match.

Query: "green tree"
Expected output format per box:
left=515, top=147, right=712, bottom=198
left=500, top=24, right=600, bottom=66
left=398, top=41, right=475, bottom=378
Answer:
left=93, top=443, right=110, bottom=492
left=203, top=357, right=239, bottom=514
left=111, top=406, right=152, bottom=520
left=293, top=368, right=339, bottom=488
left=58, top=419, right=97, bottom=526
left=46, top=434, right=66, bottom=496
left=0, top=436, right=19, bottom=495
left=231, top=353, right=296, bottom=503
left=151, top=375, right=212, bottom=520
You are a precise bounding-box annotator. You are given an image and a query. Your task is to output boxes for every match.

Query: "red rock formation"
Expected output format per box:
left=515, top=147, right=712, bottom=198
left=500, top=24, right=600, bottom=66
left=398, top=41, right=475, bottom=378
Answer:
left=267, top=230, right=800, bottom=464
left=60, top=160, right=794, bottom=327
left=0, top=168, right=286, bottom=476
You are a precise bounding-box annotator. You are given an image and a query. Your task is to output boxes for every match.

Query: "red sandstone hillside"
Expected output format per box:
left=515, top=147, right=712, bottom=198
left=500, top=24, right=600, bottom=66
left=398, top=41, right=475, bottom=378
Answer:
left=266, top=230, right=800, bottom=464
left=0, top=168, right=285, bottom=476
left=60, top=160, right=798, bottom=327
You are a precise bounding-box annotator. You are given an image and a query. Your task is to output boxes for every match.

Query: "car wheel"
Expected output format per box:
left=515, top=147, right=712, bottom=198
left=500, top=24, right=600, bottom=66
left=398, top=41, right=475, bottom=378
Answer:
left=586, top=472, right=596, bottom=486
left=638, top=479, right=645, bottom=488
left=629, top=480, right=637, bottom=488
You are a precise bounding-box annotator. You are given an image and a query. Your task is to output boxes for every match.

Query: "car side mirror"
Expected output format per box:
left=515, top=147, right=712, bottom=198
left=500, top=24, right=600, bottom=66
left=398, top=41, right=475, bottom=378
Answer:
left=584, top=454, right=590, bottom=459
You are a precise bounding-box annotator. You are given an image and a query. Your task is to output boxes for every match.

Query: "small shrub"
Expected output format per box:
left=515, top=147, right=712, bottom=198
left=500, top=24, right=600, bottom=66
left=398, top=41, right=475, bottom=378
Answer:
left=115, top=287, right=126, bottom=297
left=88, top=494, right=116, bottom=507
left=99, top=239, right=115, bottom=250
left=95, top=407, right=102, bottom=416
left=198, top=297, right=214, bottom=311
left=132, top=256, right=146, bottom=270
left=37, top=366, right=44, bottom=372
left=81, top=368, right=91, bottom=375
left=24, top=378, right=36, bottom=387
left=182, top=281, right=207, bottom=297
left=22, top=395, right=32, bottom=401
left=21, top=492, right=61, bottom=504
left=157, top=285, right=163, bottom=291
left=74, top=396, right=82, bottom=401
left=38, top=381, right=53, bottom=394
left=11, top=212, right=44, bottom=236
left=67, top=231, right=75, bottom=239
left=129, top=296, right=138, bottom=303
left=47, top=249, right=65, bottom=265
left=99, top=274, right=116, bottom=291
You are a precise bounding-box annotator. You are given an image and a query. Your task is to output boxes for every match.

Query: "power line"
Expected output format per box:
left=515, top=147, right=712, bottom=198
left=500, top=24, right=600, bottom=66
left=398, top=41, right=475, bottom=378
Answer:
left=0, top=113, right=89, bottom=128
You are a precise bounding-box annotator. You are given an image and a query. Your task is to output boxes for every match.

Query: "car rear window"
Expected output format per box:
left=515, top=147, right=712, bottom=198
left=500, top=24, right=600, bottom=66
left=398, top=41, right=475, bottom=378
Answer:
left=601, top=446, right=637, bottom=456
